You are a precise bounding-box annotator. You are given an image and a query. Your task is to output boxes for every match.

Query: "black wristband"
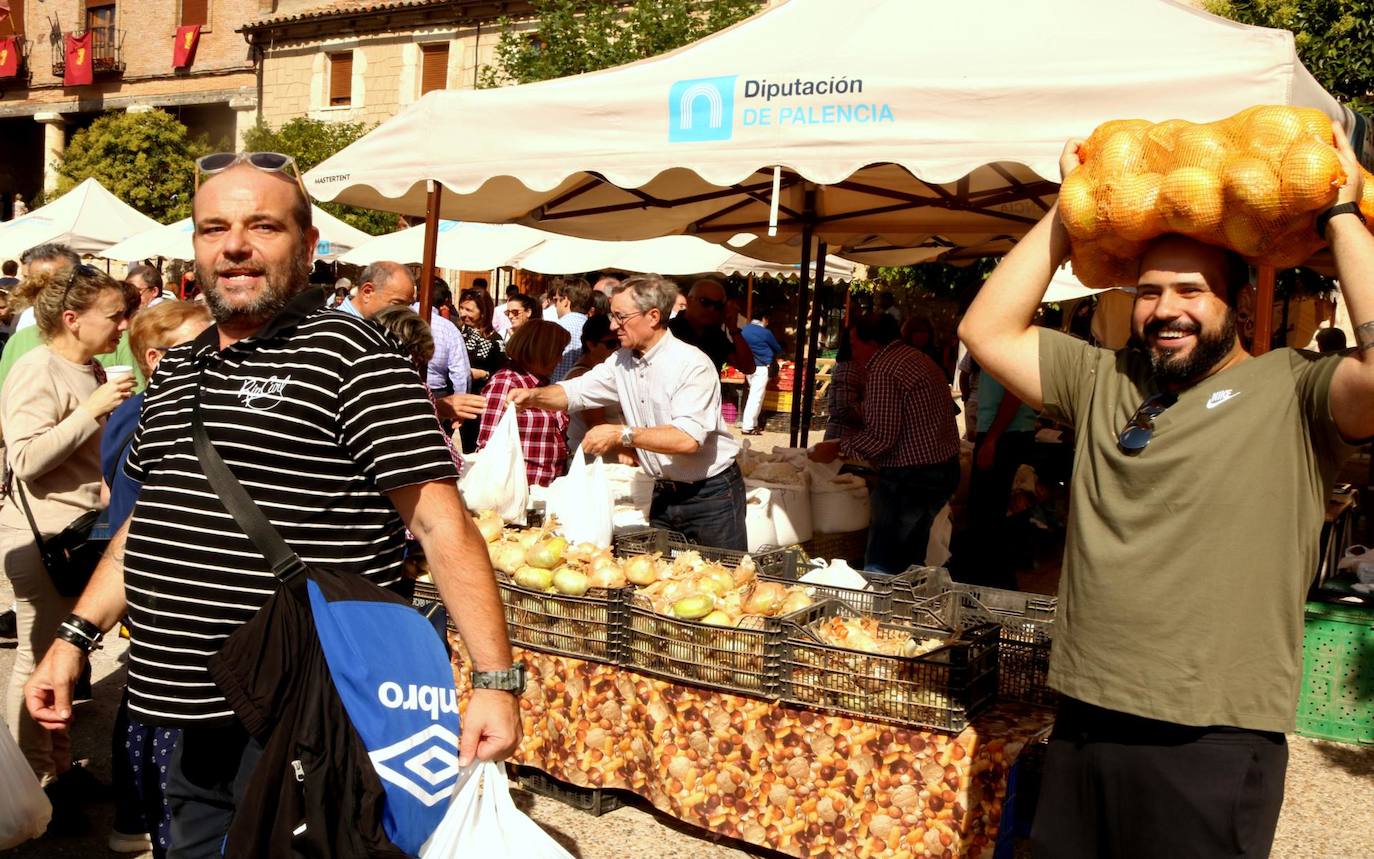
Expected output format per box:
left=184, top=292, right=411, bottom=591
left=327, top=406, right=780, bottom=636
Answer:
left=57, top=614, right=102, bottom=653
left=1315, top=202, right=1367, bottom=240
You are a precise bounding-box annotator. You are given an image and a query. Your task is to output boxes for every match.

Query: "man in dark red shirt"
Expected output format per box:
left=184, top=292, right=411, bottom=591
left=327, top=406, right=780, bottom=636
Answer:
left=812, top=315, right=960, bottom=573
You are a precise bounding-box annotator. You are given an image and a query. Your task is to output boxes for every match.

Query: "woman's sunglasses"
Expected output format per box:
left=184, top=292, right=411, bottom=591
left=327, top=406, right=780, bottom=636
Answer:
left=1118, top=392, right=1176, bottom=453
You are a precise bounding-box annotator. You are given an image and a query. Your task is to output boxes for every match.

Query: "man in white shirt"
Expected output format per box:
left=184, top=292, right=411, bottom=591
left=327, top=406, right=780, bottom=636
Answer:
left=510, top=275, right=746, bottom=549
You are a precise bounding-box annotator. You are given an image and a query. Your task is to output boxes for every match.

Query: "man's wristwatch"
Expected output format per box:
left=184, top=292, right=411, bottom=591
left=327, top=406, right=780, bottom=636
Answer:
left=471, top=662, right=527, bottom=695
left=619, top=425, right=636, bottom=448
left=1316, top=202, right=1367, bottom=240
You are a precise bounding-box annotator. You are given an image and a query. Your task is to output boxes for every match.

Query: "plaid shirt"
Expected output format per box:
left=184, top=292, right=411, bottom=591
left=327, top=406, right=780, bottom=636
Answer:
left=825, top=360, right=866, bottom=440
left=477, top=368, right=569, bottom=487
left=840, top=342, right=959, bottom=468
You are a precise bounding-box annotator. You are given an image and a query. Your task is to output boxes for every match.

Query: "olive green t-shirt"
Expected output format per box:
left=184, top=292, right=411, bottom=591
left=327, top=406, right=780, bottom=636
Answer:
left=1039, top=328, right=1353, bottom=732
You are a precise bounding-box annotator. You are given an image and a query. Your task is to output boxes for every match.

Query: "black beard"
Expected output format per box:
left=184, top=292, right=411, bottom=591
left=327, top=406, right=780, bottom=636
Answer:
left=1134, top=310, right=1238, bottom=387
left=196, top=252, right=312, bottom=328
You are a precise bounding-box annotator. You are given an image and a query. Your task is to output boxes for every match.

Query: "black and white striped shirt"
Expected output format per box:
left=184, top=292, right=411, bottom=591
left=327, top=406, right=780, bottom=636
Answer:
left=122, top=288, right=459, bottom=725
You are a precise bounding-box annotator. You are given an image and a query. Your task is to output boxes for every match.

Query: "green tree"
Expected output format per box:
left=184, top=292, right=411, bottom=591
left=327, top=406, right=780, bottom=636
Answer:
left=480, top=0, right=761, bottom=87
left=56, top=109, right=209, bottom=223
left=1206, top=1, right=1374, bottom=113
left=242, top=117, right=400, bottom=235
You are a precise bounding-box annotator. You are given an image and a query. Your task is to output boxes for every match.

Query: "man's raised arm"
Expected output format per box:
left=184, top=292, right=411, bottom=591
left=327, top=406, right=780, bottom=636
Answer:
left=958, top=141, right=1083, bottom=411
left=1324, top=127, right=1374, bottom=440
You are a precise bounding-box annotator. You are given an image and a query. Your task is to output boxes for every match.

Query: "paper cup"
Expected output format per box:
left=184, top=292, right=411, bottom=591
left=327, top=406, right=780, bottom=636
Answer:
left=105, top=365, right=134, bottom=383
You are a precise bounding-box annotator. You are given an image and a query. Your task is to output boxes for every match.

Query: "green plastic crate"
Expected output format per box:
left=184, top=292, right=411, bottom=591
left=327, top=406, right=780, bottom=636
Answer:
left=1297, top=601, right=1374, bottom=745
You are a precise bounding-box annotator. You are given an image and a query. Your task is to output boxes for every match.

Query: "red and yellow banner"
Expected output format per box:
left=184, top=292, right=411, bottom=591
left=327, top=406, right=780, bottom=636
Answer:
left=173, top=24, right=200, bottom=69
left=64, top=32, right=93, bottom=86
left=0, top=37, right=17, bottom=79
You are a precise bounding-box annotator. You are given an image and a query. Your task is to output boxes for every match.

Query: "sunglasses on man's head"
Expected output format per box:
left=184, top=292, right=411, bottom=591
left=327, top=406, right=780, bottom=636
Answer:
left=1118, top=392, right=1177, bottom=453
left=194, top=152, right=307, bottom=197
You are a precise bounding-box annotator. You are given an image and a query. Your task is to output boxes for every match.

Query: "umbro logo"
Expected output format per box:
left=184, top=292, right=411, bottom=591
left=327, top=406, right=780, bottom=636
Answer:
left=1205, top=389, right=1240, bottom=410
left=369, top=724, right=462, bottom=807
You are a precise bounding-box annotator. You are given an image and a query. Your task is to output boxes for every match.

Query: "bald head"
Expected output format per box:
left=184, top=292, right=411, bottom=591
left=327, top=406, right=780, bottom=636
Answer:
left=356, top=260, right=416, bottom=318
left=685, top=277, right=727, bottom=326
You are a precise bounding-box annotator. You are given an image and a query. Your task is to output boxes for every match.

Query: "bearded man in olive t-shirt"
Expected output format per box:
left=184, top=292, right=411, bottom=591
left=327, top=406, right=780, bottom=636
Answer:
left=960, top=131, right=1374, bottom=858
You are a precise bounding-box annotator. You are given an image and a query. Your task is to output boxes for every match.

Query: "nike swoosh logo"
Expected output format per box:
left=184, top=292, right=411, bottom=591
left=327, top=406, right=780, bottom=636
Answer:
left=1206, top=391, right=1240, bottom=409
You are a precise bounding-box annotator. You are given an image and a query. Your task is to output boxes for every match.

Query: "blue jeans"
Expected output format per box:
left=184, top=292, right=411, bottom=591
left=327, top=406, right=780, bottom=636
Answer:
left=650, top=463, right=748, bottom=550
left=865, top=458, right=960, bottom=574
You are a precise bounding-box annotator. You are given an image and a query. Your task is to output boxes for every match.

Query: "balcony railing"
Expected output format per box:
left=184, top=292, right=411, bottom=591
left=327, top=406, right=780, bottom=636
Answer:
left=51, top=27, right=125, bottom=79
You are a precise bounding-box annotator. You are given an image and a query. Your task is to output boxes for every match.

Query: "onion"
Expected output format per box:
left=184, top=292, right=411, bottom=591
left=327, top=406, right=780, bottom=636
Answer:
left=743, top=581, right=787, bottom=616
left=492, top=543, right=526, bottom=575
left=701, top=610, right=735, bottom=627
left=514, top=565, right=554, bottom=591
left=474, top=512, right=504, bottom=543
left=623, top=554, right=661, bottom=586
left=588, top=565, right=627, bottom=590
left=672, top=593, right=715, bottom=620
left=552, top=567, right=590, bottom=596
left=524, top=536, right=567, bottom=570
left=779, top=590, right=814, bottom=616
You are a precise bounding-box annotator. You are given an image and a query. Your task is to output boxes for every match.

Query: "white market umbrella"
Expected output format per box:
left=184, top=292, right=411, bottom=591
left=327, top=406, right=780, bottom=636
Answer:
left=507, top=232, right=858, bottom=282
left=304, top=0, right=1345, bottom=266
left=339, top=220, right=549, bottom=269
left=0, top=178, right=161, bottom=260
left=100, top=205, right=374, bottom=263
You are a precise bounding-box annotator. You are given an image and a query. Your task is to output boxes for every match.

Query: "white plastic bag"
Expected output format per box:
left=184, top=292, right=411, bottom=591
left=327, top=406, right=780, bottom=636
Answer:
left=745, top=478, right=812, bottom=546
left=420, top=762, right=573, bottom=859
left=0, top=719, right=51, bottom=849
left=459, top=404, right=529, bottom=523
left=925, top=503, right=953, bottom=567
left=546, top=446, right=613, bottom=548
left=604, top=463, right=654, bottom=531
left=745, top=486, right=778, bottom=551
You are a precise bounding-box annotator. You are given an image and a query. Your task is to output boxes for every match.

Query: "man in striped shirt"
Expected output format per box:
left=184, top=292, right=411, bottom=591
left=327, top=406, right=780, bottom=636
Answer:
left=24, top=155, right=519, bottom=855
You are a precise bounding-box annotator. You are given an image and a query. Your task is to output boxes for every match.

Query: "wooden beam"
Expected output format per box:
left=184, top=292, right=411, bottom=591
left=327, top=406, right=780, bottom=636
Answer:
left=418, top=180, right=443, bottom=321
left=1252, top=265, right=1276, bottom=354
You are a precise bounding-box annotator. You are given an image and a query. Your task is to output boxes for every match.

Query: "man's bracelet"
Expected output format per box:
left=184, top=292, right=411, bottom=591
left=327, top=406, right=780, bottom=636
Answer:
left=56, top=614, right=103, bottom=654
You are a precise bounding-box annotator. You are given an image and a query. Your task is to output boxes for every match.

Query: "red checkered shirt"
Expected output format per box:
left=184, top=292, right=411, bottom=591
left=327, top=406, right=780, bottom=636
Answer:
left=477, top=368, right=569, bottom=487
left=840, top=342, right=959, bottom=468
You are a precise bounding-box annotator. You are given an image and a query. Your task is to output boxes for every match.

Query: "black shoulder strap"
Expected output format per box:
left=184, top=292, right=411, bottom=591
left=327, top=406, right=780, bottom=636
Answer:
left=13, top=480, right=50, bottom=554
left=190, top=365, right=306, bottom=586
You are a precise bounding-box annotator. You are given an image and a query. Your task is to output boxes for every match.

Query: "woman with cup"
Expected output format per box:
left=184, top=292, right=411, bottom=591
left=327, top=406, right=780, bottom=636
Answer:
left=0, top=265, right=136, bottom=806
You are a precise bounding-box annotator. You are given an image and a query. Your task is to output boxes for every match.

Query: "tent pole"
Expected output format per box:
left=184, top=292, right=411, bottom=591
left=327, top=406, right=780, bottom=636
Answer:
left=788, top=190, right=816, bottom=447
left=799, top=242, right=828, bottom=448
left=1253, top=265, right=1276, bottom=355
left=419, top=180, right=443, bottom=320
left=745, top=273, right=754, bottom=322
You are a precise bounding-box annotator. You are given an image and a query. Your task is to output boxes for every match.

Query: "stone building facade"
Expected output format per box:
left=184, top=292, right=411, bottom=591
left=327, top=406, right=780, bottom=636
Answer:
left=0, top=0, right=267, bottom=219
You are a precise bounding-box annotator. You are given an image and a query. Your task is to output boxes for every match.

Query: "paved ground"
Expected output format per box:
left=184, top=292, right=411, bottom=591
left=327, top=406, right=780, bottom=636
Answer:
left=2, top=422, right=1371, bottom=857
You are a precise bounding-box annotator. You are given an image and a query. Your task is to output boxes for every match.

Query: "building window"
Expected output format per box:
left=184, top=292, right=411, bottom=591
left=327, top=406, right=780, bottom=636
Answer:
left=180, top=0, right=208, bottom=27
left=420, top=43, right=448, bottom=95
left=85, top=2, right=116, bottom=68
left=0, top=0, right=24, bottom=36
left=329, top=51, right=353, bottom=106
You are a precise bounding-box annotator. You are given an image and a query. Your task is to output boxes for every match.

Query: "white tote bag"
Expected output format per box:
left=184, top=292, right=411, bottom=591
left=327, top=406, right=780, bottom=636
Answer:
left=0, top=719, right=51, bottom=849
left=459, top=404, right=529, bottom=523
left=546, top=446, right=613, bottom=548
left=419, top=762, right=573, bottom=859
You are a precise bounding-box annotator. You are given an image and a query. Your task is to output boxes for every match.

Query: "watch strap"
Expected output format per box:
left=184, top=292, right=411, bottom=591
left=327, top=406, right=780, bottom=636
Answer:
left=471, top=662, right=526, bottom=693
left=1316, top=202, right=1367, bottom=240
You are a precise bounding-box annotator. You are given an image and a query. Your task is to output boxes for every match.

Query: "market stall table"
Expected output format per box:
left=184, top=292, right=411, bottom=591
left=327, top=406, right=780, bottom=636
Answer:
left=452, top=643, right=1053, bottom=859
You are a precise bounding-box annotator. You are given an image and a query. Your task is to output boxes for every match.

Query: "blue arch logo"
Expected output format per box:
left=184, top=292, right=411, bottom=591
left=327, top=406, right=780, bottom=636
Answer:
left=669, top=75, right=738, bottom=143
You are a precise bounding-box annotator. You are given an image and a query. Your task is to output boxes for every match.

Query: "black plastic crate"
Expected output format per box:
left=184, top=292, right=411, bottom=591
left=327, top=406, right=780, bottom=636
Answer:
left=612, top=527, right=805, bottom=578
left=497, top=575, right=629, bottom=664
left=895, top=569, right=1058, bottom=708
left=623, top=597, right=828, bottom=698
left=511, top=765, right=623, bottom=817
left=781, top=601, right=1000, bottom=731
left=760, top=563, right=906, bottom=617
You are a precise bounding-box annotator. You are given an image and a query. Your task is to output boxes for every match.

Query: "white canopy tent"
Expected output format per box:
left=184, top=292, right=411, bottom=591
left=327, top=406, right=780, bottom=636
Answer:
left=0, top=178, right=161, bottom=261
left=305, top=0, right=1346, bottom=268
left=100, top=205, right=373, bottom=263
left=304, top=0, right=1346, bottom=442
left=341, top=222, right=857, bottom=282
